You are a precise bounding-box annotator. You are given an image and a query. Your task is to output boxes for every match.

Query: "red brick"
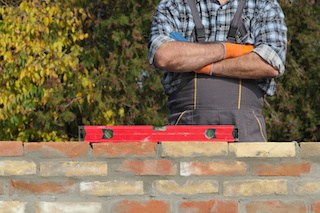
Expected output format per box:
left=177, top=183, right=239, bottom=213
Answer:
left=24, top=142, right=90, bottom=158
left=117, top=160, right=177, bottom=175
left=10, top=180, right=75, bottom=195
left=180, top=161, right=246, bottom=176
left=112, top=200, right=170, bottom=213
left=179, top=200, right=238, bottom=213
left=253, top=162, right=310, bottom=176
left=92, top=142, right=157, bottom=158
left=0, top=142, right=23, bottom=156
left=312, top=201, right=320, bottom=213
left=246, top=201, right=307, bottom=213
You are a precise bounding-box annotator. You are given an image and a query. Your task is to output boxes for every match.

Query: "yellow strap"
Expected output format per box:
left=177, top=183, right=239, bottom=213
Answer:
left=175, top=73, right=197, bottom=126
left=238, top=79, right=242, bottom=110
left=194, top=73, right=198, bottom=110
left=253, top=111, right=267, bottom=142
left=174, top=111, right=187, bottom=125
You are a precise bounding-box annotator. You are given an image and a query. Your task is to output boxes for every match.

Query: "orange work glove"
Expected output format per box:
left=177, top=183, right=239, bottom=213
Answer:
left=195, top=43, right=254, bottom=75
left=223, top=43, right=254, bottom=58
left=195, top=64, right=214, bottom=75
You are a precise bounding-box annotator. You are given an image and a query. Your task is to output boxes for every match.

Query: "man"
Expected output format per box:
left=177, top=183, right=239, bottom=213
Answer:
left=148, top=0, right=287, bottom=142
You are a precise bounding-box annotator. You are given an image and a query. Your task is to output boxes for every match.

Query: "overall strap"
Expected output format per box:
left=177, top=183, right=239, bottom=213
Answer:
left=186, top=0, right=248, bottom=43
left=227, top=0, right=247, bottom=43
left=186, top=0, right=205, bottom=42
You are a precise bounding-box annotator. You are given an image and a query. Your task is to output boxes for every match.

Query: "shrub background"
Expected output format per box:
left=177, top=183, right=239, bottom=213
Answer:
left=0, top=0, right=318, bottom=142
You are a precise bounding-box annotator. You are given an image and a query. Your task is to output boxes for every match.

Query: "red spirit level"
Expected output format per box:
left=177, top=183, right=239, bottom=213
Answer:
left=79, top=125, right=238, bottom=143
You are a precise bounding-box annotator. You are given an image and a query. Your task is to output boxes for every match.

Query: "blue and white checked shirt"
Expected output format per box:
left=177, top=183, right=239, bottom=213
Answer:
left=148, top=0, right=287, bottom=96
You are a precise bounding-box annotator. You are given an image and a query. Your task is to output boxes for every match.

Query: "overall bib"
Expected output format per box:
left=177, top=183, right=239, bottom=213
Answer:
left=168, top=75, right=267, bottom=142
left=167, top=0, right=268, bottom=142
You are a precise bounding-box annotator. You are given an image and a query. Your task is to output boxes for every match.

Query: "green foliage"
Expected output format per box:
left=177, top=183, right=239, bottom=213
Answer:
left=0, top=0, right=89, bottom=141
left=0, top=0, right=318, bottom=142
left=75, top=0, right=167, bottom=127
left=0, top=0, right=166, bottom=141
left=264, top=0, right=320, bottom=141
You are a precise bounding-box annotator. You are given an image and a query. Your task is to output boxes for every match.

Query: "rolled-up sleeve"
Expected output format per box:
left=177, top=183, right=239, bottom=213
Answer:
left=148, top=2, right=179, bottom=66
left=252, top=0, right=287, bottom=76
left=149, top=35, right=174, bottom=66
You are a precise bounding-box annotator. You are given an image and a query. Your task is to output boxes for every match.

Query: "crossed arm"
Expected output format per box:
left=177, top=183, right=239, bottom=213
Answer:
left=154, top=40, right=279, bottom=79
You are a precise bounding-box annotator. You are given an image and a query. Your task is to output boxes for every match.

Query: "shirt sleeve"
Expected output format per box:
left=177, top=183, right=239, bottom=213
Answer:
left=148, top=1, right=178, bottom=66
left=252, top=0, right=287, bottom=76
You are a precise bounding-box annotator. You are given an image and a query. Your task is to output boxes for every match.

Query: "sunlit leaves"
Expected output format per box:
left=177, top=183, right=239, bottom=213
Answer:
left=0, top=0, right=89, bottom=141
left=0, top=0, right=167, bottom=141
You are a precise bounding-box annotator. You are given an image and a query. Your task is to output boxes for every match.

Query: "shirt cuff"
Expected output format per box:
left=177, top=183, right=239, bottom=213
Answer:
left=148, top=35, right=175, bottom=66
left=253, top=44, right=286, bottom=76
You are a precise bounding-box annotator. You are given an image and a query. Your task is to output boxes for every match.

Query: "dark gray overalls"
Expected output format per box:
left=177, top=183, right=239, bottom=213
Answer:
left=167, top=0, right=267, bottom=142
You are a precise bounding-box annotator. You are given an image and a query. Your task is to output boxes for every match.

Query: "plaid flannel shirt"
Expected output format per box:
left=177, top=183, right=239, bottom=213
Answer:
left=148, top=0, right=287, bottom=96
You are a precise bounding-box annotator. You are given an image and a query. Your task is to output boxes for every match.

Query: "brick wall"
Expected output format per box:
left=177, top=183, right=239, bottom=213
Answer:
left=0, top=141, right=320, bottom=213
